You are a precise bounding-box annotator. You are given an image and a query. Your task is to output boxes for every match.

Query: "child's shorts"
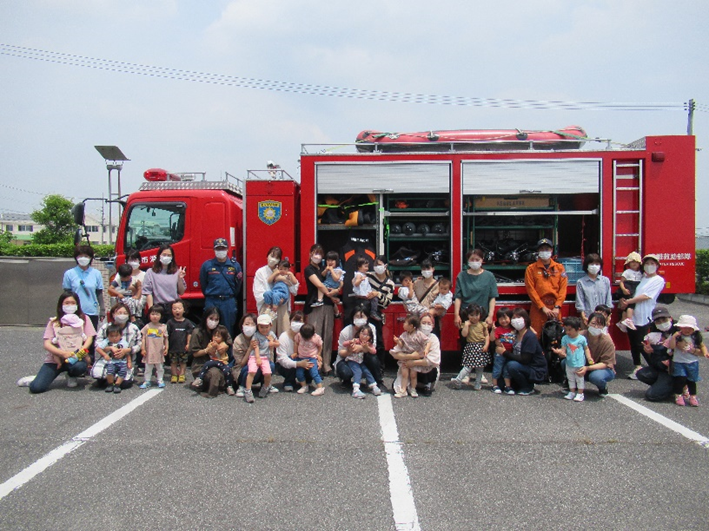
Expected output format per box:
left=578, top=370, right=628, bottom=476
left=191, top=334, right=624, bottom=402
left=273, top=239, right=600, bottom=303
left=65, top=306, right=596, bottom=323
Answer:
left=672, top=361, right=701, bottom=382
left=106, top=359, right=128, bottom=378
left=248, top=356, right=272, bottom=375
left=169, top=351, right=189, bottom=365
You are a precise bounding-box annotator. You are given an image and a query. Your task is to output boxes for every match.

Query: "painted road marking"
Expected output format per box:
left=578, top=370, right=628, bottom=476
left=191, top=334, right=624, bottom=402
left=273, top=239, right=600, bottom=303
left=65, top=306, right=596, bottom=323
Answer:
left=0, top=388, right=162, bottom=501
left=378, top=394, right=421, bottom=531
left=611, top=394, right=709, bottom=448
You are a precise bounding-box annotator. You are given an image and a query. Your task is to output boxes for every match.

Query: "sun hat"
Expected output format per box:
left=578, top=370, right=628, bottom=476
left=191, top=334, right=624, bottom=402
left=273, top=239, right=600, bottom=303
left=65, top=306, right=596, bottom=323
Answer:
left=675, top=315, right=699, bottom=331
left=624, top=252, right=642, bottom=264
left=642, top=253, right=660, bottom=264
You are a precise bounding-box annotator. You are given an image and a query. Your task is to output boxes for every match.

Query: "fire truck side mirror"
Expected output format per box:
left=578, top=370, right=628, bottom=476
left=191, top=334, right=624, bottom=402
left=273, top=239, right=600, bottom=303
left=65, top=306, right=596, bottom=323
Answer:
left=71, top=202, right=85, bottom=226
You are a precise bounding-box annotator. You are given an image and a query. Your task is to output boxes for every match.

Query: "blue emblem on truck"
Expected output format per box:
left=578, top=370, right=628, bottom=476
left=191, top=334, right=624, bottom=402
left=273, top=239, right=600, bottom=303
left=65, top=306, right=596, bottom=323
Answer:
left=258, top=200, right=282, bottom=225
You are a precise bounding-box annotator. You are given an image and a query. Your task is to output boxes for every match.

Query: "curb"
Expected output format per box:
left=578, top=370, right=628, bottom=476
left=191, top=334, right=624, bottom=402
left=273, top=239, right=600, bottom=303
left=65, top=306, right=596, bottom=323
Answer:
left=677, top=294, right=709, bottom=306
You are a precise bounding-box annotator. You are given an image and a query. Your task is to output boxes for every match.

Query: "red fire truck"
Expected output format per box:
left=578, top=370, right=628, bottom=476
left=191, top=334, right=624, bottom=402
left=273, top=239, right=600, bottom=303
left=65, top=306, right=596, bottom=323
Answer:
left=108, top=130, right=696, bottom=353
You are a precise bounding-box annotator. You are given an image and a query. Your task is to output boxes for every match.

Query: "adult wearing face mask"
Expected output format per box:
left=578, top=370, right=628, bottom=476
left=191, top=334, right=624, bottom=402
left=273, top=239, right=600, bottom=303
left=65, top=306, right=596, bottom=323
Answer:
left=142, top=243, right=187, bottom=319
left=524, top=239, right=567, bottom=339
left=398, top=313, right=441, bottom=396
left=636, top=306, right=676, bottom=401
left=189, top=307, right=233, bottom=397
left=116, top=249, right=147, bottom=325
left=454, top=249, right=498, bottom=329
left=334, top=308, right=382, bottom=388
left=367, top=256, right=396, bottom=375
left=501, top=308, right=547, bottom=395
left=561, top=312, right=616, bottom=396
left=253, top=246, right=297, bottom=338
left=62, top=244, right=105, bottom=330
left=304, top=244, right=339, bottom=374
left=617, top=254, right=666, bottom=379
left=575, top=254, right=613, bottom=327
left=199, top=238, right=243, bottom=337
left=93, top=302, right=142, bottom=388
left=275, top=311, right=316, bottom=392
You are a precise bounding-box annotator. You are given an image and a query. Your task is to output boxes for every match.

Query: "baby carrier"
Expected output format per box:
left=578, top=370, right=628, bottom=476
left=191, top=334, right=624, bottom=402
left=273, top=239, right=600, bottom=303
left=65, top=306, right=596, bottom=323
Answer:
left=541, top=320, right=565, bottom=383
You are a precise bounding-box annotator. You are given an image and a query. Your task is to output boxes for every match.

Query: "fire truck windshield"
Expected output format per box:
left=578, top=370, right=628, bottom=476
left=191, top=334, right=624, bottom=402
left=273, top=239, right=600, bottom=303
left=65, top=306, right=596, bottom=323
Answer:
left=124, top=202, right=186, bottom=252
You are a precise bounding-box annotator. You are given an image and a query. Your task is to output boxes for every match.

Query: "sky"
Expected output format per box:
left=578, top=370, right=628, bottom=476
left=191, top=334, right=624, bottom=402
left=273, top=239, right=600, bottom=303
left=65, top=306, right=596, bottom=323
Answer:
left=1, top=0, right=708, bottom=230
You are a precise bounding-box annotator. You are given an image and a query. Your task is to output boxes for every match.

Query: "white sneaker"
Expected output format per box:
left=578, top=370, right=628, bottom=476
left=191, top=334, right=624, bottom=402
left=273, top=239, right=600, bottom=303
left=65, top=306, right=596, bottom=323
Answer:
left=628, top=366, right=642, bottom=380
left=66, top=374, right=78, bottom=388
left=616, top=321, right=628, bottom=333
left=461, top=375, right=471, bottom=384
left=564, top=391, right=576, bottom=400
left=235, top=386, right=246, bottom=398
left=269, top=386, right=279, bottom=393
left=283, top=384, right=294, bottom=392
left=622, top=318, right=637, bottom=331
left=573, top=393, right=585, bottom=402
left=311, top=387, right=325, bottom=396
left=297, top=385, right=309, bottom=394
left=17, top=375, right=35, bottom=387
left=480, top=375, right=489, bottom=384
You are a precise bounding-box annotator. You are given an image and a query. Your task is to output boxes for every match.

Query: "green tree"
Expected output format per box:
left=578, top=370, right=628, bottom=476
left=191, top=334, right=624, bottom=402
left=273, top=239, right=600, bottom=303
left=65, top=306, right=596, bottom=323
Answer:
left=31, top=194, right=77, bottom=244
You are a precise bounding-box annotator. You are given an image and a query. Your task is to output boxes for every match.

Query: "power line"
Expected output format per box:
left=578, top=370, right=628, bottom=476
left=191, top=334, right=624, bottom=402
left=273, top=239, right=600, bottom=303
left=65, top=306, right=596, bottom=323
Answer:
left=0, top=43, right=699, bottom=113
left=0, top=182, right=50, bottom=196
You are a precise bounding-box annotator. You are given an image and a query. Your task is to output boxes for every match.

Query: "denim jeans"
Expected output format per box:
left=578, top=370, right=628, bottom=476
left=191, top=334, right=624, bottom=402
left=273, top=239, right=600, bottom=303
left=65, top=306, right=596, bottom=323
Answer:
left=502, top=360, right=534, bottom=393
left=296, top=358, right=322, bottom=385
left=491, top=353, right=507, bottom=380
left=238, top=361, right=276, bottom=387
left=561, top=359, right=615, bottom=391
left=347, top=360, right=375, bottom=386
left=29, top=361, right=88, bottom=394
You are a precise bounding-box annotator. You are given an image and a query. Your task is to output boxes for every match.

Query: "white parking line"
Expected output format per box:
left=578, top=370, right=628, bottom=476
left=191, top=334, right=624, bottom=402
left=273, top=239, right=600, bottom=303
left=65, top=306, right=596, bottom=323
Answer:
left=377, top=395, right=421, bottom=531
left=0, top=388, right=162, bottom=501
left=611, top=394, right=709, bottom=448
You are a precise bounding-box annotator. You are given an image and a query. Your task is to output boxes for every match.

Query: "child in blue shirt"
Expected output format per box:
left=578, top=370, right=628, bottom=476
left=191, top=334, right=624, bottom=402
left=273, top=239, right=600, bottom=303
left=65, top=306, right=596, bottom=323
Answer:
left=553, top=316, right=593, bottom=402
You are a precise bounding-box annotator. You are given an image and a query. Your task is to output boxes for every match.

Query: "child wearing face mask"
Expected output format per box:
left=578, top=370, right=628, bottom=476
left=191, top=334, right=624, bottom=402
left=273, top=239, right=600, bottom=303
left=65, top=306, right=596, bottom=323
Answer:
left=666, top=315, right=709, bottom=407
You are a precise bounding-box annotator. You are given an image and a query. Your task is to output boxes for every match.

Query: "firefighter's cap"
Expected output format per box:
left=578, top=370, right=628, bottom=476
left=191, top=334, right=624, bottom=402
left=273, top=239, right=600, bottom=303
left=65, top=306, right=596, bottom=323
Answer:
left=624, top=252, right=642, bottom=265
left=213, top=238, right=229, bottom=249
left=536, top=238, right=553, bottom=249
left=257, top=314, right=272, bottom=326
left=651, top=306, right=671, bottom=320
left=642, top=253, right=660, bottom=264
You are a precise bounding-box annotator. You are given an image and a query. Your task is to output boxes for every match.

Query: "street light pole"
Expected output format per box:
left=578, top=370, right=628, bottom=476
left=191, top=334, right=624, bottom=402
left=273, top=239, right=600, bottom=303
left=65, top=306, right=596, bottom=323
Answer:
left=95, top=146, right=129, bottom=245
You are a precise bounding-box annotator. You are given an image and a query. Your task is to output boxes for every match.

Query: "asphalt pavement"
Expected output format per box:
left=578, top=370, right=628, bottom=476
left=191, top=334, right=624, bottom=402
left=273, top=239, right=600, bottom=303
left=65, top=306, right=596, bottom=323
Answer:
left=1, top=298, right=709, bottom=530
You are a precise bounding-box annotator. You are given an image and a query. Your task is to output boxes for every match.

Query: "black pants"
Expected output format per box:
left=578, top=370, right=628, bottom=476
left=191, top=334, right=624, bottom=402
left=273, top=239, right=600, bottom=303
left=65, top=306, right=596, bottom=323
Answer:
left=626, top=324, right=651, bottom=366
left=337, top=353, right=382, bottom=386
left=636, top=366, right=674, bottom=402
left=673, top=376, right=697, bottom=396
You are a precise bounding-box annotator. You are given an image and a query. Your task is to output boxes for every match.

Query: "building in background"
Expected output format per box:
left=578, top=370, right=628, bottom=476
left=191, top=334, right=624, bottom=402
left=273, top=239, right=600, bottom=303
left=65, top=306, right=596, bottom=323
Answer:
left=0, top=212, right=115, bottom=245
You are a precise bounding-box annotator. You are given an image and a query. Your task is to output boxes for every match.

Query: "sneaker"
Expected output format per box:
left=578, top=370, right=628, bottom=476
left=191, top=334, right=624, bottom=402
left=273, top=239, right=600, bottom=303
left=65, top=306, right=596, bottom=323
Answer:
left=573, top=393, right=585, bottom=402
left=283, top=384, right=294, bottom=392
left=480, top=375, right=489, bottom=384
left=244, top=389, right=255, bottom=403
left=689, top=395, right=699, bottom=407
left=628, top=366, right=642, bottom=380
left=226, top=387, right=236, bottom=396
left=265, top=308, right=278, bottom=321
left=517, top=388, right=536, bottom=396
left=311, top=387, right=325, bottom=396
left=371, top=385, right=382, bottom=396
left=492, top=386, right=502, bottom=394
left=352, top=389, right=366, bottom=399
left=564, top=392, right=576, bottom=400
left=113, top=387, right=121, bottom=394
left=473, top=382, right=482, bottom=391
left=191, top=377, right=204, bottom=389
left=139, top=381, right=151, bottom=389
left=269, top=386, right=279, bottom=394
left=310, top=300, right=324, bottom=308
left=461, top=375, right=471, bottom=384
left=616, top=321, right=628, bottom=333
left=16, top=375, right=35, bottom=387
left=105, top=385, right=114, bottom=393
left=394, top=391, right=407, bottom=398
left=598, top=387, right=608, bottom=397
left=409, top=389, right=419, bottom=398
left=450, top=377, right=463, bottom=389
left=675, top=395, right=686, bottom=406
left=178, top=375, right=186, bottom=383
left=297, top=386, right=309, bottom=394
left=682, top=387, right=690, bottom=400
left=170, top=375, right=178, bottom=384
left=504, top=387, right=515, bottom=395
left=236, top=386, right=246, bottom=397
left=258, top=385, right=270, bottom=398
left=157, top=381, right=166, bottom=388
left=66, top=374, right=78, bottom=388
left=622, top=318, right=637, bottom=331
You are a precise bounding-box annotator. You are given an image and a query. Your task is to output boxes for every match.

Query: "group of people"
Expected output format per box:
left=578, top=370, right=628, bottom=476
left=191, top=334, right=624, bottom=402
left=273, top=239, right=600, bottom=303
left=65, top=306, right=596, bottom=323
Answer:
left=23, top=237, right=707, bottom=408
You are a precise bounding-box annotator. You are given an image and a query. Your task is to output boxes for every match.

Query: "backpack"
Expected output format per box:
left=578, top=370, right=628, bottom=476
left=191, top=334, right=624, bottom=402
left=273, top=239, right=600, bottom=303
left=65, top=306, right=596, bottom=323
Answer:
left=541, top=320, right=565, bottom=383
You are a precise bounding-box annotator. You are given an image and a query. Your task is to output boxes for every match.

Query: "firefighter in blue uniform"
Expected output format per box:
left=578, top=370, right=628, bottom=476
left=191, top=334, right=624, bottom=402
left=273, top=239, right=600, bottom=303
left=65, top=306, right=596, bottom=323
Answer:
left=199, top=238, right=243, bottom=336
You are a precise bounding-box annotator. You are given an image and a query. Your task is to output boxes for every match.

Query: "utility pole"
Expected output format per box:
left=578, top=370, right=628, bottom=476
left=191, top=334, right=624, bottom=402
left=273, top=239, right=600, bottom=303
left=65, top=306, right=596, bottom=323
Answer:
left=687, top=98, right=696, bottom=135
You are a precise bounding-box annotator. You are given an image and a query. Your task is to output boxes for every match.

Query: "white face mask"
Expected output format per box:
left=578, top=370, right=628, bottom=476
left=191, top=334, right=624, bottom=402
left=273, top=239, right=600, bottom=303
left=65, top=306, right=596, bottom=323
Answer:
left=374, top=265, right=386, bottom=275
left=242, top=325, right=256, bottom=336
left=587, top=264, right=601, bottom=275
left=311, top=254, right=323, bottom=264
left=644, top=264, right=657, bottom=275
left=128, top=261, right=140, bottom=270
left=421, top=269, right=433, bottom=279
left=62, top=304, right=78, bottom=314
left=538, top=251, right=552, bottom=261
left=114, top=314, right=129, bottom=324
left=77, top=257, right=91, bottom=267
left=290, top=321, right=304, bottom=333
left=215, top=250, right=228, bottom=260
left=420, top=324, right=433, bottom=335
left=511, top=317, right=526, bottom=331
left=468, top=261, right=482, bottom=271
left=656, top=320, right=672, bottom=332
left=206, top=319, right=219, bottom=330
left=353, top=318, right=368, bottom=328
left=588, top=326, right=603, bottom=336
left=268, top=257, right=279, bottom=268
left=160, top=255, right=173, bottom=265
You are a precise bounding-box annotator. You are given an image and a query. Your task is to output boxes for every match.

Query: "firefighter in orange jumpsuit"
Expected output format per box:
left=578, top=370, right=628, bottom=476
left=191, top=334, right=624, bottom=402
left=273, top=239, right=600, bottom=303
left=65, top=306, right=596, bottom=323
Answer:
left=524, top=239, right=568, bottom=338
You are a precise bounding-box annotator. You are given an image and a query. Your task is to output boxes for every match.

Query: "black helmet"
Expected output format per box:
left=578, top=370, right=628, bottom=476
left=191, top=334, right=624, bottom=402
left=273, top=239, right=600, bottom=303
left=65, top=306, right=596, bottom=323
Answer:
left=403, top=222, right=416, bottom=235
left=390, top=223, right=402, bottom=234
left=418, top=223, right=430, bottom=235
